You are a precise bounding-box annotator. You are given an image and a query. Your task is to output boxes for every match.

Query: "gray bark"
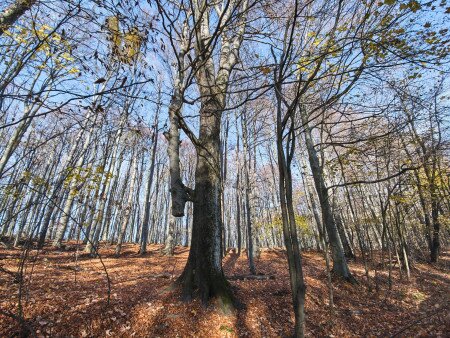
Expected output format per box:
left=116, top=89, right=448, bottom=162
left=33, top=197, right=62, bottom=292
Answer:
left=301, top=111, right=354, bottom=281
left=0, top=0, right=37, bottom=37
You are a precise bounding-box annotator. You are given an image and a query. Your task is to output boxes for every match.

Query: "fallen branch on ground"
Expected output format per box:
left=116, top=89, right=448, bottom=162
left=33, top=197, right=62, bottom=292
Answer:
left=228, top=274, right=275, bottom=281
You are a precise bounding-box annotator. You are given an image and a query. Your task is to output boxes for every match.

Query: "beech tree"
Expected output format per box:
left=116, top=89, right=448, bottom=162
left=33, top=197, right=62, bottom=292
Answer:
left=157, top=0, right=252, bottom=306
left=1, top=0, right=449, bottom=336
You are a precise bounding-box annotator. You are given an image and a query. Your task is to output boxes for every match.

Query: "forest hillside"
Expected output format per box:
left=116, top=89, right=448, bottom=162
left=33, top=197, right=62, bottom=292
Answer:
left=1, top=0, right=449, bottom=337
left=1, top=243, right=449, bottom=337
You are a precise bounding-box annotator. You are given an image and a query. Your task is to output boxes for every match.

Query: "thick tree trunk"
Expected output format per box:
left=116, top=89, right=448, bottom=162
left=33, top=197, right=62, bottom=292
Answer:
left=177, top=100, right=233, bottom=309
left=166, top=0, right=247, bottom=310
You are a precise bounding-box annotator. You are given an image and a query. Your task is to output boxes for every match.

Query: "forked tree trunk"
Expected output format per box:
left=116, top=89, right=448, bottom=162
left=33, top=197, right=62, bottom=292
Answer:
left=165, top=0, right=247, bottom=309
left=275, top=106, right=306, bottom=337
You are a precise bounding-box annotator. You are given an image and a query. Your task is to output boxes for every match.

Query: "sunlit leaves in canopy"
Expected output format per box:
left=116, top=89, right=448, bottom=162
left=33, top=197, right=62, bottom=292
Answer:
left=105, top=15, right=145, bottom=65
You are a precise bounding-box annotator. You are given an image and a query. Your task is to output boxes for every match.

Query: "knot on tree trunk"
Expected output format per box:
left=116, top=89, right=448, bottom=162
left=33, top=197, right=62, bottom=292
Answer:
left=170, top=180, right=194, bottom=217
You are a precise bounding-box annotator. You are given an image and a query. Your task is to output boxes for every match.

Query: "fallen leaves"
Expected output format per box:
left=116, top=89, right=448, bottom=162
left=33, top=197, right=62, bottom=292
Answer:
left=0, top=244, right=448, bottom=337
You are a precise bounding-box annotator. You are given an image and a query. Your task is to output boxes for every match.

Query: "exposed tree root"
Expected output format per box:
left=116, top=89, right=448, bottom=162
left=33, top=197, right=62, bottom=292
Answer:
left=176, top=264, right=237, bottom=315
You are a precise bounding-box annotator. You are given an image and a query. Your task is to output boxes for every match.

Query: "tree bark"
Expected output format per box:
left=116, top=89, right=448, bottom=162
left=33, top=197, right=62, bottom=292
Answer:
left=177, top=99, right=233, bottom=309
left=139, top=107, right=159, bottom=254
left=275, top=106, right=306, bottom=338
left=163, top=214, right=175, bottom=256
left=301, top=113, right=354, bottom=282
left=115, top=153, right=138, bottom=255
left=242, top=111, right=256, bottom=274
left=0, top=0, right=37, bottom=37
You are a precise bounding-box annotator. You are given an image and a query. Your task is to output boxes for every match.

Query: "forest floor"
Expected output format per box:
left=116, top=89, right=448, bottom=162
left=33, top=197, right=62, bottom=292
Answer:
left=0, top=243, right=449, bottom=337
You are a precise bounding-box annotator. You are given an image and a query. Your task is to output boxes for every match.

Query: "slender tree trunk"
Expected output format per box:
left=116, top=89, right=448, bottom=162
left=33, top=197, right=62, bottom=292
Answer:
left=430, top=199, right=440, bottom=262
left=53, top=124, right=95, bottom=248
left=333, top=210, right=355, bottom=259
left=163, top=214, right=176, bottom=256
left=242, top=111, right=256, bottom=274
left=235, top=126, right=242, bottom=256
left=139, top=110, right=159, bottom=254
left=275, top=114, right=306, bottom=337
left=236, top=167, right=242, bottom=256
left=220, top=116, right=229, bottom=257
left=115, top=153, right=138, bottom=255
left=301, top=114, right=354, bottom=282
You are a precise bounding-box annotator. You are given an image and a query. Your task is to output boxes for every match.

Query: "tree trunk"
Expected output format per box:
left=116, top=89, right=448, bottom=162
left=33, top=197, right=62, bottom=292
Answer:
left=333, top=210, right=355, bottom=259
left=242, top=112, right=256, bottom=274
left=430, top=199, right=440, bottom=262
left=177, top=100, right=233, bottom=309
left=275, top=106, right=306, bottom=337
left=139, top=110, right=159, bottom=254
left=115, top=153, right=138, bottom=255
left=301, top=114, right=354, bottom=282
left=163, top=214, right=175, bottom=256
left=53, top=126, right=94, bottom=248
left=235, top=126, right=242, bottom=256
left=236, top=167, right=242, bottom=256
left=0, top=0, right=37, bottom=36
